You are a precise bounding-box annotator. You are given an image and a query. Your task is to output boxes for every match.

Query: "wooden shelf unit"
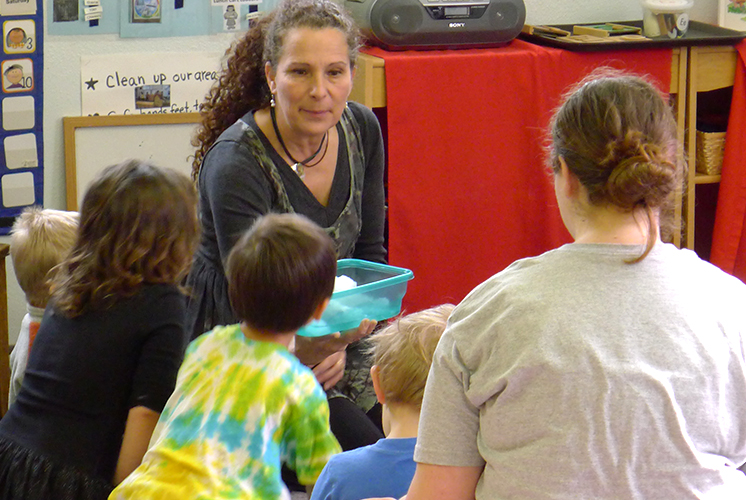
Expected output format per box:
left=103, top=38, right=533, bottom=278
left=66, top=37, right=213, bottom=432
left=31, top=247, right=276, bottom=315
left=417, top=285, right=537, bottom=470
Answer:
left=684, top=45, right=738, bottom=249
left=351, top=47, right=689, bottom=247
left=352, top=46, right=745, bottom=251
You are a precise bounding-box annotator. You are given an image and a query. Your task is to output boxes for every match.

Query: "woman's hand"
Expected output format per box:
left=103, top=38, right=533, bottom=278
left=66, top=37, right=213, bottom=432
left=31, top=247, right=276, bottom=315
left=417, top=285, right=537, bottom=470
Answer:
left=312, top=350, right=346, bottom=390
left=295, top=319, right=378, bottom=367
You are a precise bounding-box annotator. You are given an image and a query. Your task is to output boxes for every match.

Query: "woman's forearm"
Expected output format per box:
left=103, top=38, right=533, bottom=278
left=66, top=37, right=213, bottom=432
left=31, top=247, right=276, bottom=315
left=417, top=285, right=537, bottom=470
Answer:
left=406, top=463, right=483, bottom=500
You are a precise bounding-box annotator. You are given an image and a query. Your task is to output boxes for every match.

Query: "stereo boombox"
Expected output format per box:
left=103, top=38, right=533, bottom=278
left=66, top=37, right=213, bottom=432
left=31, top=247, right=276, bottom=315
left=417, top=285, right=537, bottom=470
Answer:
left=341, top=0, right=526, bottom=50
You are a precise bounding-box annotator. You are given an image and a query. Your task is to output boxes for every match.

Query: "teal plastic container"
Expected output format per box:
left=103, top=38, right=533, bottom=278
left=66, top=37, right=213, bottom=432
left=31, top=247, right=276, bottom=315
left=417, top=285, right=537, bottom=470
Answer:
left=297, top=259, right=414, bottom=337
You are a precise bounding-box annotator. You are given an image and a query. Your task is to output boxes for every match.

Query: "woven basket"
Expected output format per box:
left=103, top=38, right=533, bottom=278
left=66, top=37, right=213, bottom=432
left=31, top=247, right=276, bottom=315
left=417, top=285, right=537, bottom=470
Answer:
left=696, top=130, right=726, bottom=176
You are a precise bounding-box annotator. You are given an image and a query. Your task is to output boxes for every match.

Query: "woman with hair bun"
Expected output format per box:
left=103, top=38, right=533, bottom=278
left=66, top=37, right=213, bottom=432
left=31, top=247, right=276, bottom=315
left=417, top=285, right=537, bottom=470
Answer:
left=401, top=70, right=746, bottom=499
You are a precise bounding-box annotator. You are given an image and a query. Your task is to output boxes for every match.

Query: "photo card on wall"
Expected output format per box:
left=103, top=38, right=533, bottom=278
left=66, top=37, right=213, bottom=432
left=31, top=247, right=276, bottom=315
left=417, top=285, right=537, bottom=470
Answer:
left=719, top=0, right=746, bottom=31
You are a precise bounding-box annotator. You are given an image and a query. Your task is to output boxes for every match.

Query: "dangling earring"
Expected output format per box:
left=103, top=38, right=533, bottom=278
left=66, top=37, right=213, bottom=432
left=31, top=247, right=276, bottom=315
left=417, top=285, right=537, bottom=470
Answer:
left=270, top=94, right=276, bottom=107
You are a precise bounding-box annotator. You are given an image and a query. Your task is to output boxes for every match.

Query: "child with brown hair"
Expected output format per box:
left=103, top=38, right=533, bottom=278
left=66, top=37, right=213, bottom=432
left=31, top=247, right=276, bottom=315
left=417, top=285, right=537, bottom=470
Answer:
left=111, top=213, right=343, bottom=500
left=310, top=304, right=455, bottom=500
left=0, top=160, right=200, bottom=500
left=8, top=207, right=78, bottom=409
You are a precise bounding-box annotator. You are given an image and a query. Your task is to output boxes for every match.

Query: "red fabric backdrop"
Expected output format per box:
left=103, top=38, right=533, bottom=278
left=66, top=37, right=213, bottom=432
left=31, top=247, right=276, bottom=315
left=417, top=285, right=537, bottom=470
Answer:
left=363, top=40, right=673, bottom=313
left=710, top=40, right=746, bottom=280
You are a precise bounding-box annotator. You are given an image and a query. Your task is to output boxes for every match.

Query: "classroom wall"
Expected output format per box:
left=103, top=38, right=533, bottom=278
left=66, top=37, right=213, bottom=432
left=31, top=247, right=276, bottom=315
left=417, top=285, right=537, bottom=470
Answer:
left=525, top=0, right=717, bottom=25
left=1, top=32, right=238, bottom=345
left=0, top=0, right=720, bottom=345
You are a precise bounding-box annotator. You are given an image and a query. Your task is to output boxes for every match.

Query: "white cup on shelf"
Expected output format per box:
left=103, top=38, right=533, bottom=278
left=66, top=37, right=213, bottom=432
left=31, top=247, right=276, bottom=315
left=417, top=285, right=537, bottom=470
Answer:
left=640, top=0, right=694, bottom=38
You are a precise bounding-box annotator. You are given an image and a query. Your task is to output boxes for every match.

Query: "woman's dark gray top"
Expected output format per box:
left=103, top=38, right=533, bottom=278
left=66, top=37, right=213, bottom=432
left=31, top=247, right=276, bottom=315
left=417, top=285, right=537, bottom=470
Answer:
left=186, top=101, right=386, bottom=340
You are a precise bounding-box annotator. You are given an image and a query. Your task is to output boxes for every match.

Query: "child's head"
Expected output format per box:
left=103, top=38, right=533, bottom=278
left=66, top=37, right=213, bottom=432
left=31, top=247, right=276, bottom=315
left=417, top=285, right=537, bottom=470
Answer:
left=10, top=207, right=79, bottom=308
left=52, top=160, right=199, bottom=316
left=369, top=303, right=455, bottom=408
left=226, top=213, right=336, bottom=334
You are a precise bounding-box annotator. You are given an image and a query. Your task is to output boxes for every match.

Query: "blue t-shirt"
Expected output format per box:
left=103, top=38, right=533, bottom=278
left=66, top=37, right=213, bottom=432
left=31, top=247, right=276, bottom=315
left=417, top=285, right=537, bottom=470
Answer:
left=311, top=437, right=417, bottom=500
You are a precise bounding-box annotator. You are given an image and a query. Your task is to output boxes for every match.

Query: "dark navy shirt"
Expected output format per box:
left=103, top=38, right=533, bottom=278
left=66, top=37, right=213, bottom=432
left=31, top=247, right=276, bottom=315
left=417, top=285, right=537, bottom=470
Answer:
left=0, top=284, right=189, bottom=483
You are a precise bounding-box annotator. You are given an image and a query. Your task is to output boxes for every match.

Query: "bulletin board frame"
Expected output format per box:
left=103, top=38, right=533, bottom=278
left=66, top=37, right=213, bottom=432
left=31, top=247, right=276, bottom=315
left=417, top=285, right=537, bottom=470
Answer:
left=63, top=112, right=200, bottom=210
left=1, top=0, right=44, bottom=233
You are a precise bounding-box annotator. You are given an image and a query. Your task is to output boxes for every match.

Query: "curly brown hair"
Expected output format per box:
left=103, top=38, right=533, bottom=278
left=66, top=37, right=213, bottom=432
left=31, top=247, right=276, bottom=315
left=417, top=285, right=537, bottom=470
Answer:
left=51, top=160, right=200, bottom=317
left=191, top=0, right=361, bottom=180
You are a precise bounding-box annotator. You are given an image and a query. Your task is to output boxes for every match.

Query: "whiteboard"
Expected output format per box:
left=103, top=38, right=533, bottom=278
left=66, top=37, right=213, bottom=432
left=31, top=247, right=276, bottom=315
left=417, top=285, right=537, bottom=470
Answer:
left=63, top=113, right=201, bottom=210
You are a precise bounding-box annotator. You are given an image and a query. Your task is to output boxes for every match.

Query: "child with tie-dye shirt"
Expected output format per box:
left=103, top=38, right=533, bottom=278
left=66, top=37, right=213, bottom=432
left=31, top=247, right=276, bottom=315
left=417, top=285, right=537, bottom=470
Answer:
left=110, top=213, right=342, bottom=500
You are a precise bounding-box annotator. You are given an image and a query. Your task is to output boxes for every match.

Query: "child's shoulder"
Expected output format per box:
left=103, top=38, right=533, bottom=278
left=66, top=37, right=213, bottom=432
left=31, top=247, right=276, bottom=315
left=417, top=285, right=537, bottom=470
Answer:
left=193, top=326, right=298, bottom=361
left=278, top=353, right=324, bottom=399
left=266, top=353, right=328, bottom=413
left=327, top=442, right=376, bottom=466
left=185, top=326, right=318, bottom=390
left=185, top=323, right=243, bottom=356
left=312, top=439, right=412, bottom=498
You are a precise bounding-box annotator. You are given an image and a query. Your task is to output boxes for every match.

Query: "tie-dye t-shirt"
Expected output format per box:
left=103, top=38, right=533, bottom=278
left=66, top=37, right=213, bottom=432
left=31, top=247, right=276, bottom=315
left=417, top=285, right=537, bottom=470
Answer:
left=110, top=324, right=341, bottom=500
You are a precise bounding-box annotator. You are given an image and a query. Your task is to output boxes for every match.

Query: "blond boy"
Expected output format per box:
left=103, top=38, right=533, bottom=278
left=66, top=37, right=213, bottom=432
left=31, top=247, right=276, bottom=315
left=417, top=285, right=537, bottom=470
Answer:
left=8, top=207, right=78, bottom=408
left=310, top=304, right=455, bottom=500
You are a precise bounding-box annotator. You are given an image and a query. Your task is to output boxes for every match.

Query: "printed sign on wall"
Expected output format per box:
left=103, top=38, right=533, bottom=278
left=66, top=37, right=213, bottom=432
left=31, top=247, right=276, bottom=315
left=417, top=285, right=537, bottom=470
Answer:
left=1, top=0, right=36, bottom=16
left=81, top=51, right=221, bottom=116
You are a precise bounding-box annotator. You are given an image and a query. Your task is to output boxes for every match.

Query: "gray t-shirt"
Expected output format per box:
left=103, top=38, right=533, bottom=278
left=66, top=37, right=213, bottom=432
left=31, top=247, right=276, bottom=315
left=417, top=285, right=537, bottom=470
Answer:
left=416, top=242, right=746, bottom=499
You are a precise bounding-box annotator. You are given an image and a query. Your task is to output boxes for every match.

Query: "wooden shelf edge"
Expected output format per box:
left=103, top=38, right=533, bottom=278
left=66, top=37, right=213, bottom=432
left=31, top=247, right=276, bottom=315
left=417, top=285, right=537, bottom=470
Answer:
left=693, top=173, right=722, bottom=184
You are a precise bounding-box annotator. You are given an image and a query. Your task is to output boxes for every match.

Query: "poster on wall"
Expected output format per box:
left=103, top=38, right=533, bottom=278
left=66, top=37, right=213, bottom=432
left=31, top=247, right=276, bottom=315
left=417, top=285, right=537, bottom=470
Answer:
left=131, top=0, right=160, bottom=23
left=81, top=52, right=221, bottom=116
left=222, top=4, right=238, bottom=31
left=719, top=0, right=746, bottom=31
left=53, top=0, right=78, bottom=22
left=47, top=0, right=277, bottom=36
left=0, top=0, right=43, bottom=234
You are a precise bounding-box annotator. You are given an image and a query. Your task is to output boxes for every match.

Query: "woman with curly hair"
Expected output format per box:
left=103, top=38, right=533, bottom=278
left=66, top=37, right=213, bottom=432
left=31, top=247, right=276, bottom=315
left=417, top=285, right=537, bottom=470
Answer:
left=0, top=160, right=200, bottom=500
left=186, top=0, right=387, bottom=460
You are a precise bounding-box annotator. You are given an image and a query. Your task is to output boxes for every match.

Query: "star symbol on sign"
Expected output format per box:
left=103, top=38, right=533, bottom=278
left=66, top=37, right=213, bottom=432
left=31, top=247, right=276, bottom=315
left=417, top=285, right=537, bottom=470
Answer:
left=85, top=78, right=99, bottom=90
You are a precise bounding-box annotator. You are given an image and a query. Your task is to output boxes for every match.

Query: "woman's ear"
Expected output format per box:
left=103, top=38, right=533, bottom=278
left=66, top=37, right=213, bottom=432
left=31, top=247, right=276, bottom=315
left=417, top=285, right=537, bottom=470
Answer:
left=312, top=298, right=329, bottom=321
left=371, top=365, right=386, bottom=405
left=265, top=62, right=276, bottom=94
left=558, top=156, right=581, bottom=200
left=303, top=298, right=329, bottom=326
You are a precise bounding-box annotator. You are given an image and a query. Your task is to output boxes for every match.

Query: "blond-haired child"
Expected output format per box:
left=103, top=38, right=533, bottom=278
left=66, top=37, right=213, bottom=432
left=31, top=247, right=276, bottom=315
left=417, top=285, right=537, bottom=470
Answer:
left=310, top=304, right=455, bottom=500
left=8, top=206, right=78, bottom=409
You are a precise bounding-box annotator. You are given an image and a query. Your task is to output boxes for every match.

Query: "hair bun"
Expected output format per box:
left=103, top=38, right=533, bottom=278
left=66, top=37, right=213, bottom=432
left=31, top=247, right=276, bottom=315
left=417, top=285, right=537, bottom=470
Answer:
left=601, top=131, right=677, bottom=210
